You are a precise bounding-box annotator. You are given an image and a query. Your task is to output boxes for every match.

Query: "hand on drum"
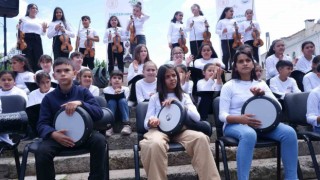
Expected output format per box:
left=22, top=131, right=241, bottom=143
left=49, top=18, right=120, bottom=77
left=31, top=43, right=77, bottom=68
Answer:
left=161, top=98, right=175, bottom=107
left=51, top=130, right=75, bottom=147
left=61, top=101, right=82, bottom=116
left=250, top=87, right=265, bottom=96
left=241, top=114, right=261, bottom=128
left=148, top=117, right=160, bottom=128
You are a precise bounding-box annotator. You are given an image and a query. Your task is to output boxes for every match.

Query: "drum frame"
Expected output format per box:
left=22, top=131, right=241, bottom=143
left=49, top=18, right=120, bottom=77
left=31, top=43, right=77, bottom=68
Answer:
left=241, top=95, right=281, bottom=133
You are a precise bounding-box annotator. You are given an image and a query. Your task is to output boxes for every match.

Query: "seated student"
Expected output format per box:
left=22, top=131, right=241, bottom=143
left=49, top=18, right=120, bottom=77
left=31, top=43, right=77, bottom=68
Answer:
left=197, top=63, right=223, bottom=120
left=35, top=58, right=105, bottom=180
left=307, top=85, right=320, bottom=133
left=167, top=46, right=193, bottom=67
left=70, top=52, right=88, bottom=78
left=103, top=70, right=131, bottom=136
left=0, top=70, right=28, bottom=145
left=11, top=55, right=35, bottom=94
left=78, top=68, right=99, bottom=96
left=135, top=61, right=157, bottom=103
left=295, top=41, right=315, bottom=73
left=303, top=55, right=320, bottom=92
left=35, top=55, right=57, bottom=83
left=28, top=72, right=55, bottom=107
left=255, top=63, right=263, bottom=81
left=219, top=51, right=298, bottom=180
left=140, top=64, right=220, bottom=180
left=176, top=64, right=193, bottom=95
left=270, top=60, right=301, bottom=100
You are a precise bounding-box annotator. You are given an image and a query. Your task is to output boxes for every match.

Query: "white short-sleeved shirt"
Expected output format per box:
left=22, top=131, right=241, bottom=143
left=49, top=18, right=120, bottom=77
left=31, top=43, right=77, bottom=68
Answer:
left=27, top=88, right=54, bottom=107
left=78, top=27, right=98, bottom=48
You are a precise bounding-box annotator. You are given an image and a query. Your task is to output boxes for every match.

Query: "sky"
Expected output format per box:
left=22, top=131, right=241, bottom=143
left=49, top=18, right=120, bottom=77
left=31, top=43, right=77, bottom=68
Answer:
left=0, top=0, right=320, bottom=67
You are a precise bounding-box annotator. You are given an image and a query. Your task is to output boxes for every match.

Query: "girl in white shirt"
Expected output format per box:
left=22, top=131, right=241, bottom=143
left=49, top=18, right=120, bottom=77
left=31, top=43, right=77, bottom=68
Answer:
left=78, top=69, right=99, bottom=97
left=20, top=3, right=47, bottom=72
left=265, top=39, right=292, bottom=80
left=35, top=55, right=56, bottom=83
left=186, top=4, right=209, bottom=57
left=47, top=7, right=75, bottom=60
left=28, top=72, right=54, bottom=107
left=168, top=47, right=193, bottom=67
left=190, top=44, right=222, bottom=70
left=135, top=61, right=157, bottom=103
left=127, top=2, right=150, bottom=54
left=103, top=16, right=126, bottom=73
left=167, top=11, right=186, bottom=50
left=295, top=41, right=315, bottom=73
left=11, top=55, right=34, bottom=94
left=140, top=64, right=220, bottom=180
left=216, top=7, right=237, bottom=71
left=127, top=44, right=151, bottom=82
left=219, top=51, right=298, bottom=180
left=176, top=64, right=193, bottom=95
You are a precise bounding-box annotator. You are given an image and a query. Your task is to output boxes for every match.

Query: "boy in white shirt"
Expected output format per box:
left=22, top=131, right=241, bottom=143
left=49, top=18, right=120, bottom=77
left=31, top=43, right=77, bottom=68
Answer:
left=303, top=55, right=320, bottom=92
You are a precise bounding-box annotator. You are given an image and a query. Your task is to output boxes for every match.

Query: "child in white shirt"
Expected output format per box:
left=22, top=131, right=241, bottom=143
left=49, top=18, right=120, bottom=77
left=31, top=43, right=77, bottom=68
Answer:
left=135, top=61, right=157, bottom=103
left=176, top=64, right=193, bottom=95
left=28, top=72, right=54, bottom=107
left=35, top=54, right=57, bottom=83
left=11, top=55, right=34, bottom=94
left=303, top=55, right=320, bottom=92
left=188, top=44, right=224, bottom=70
left=78, top=69, right=99, bottom=96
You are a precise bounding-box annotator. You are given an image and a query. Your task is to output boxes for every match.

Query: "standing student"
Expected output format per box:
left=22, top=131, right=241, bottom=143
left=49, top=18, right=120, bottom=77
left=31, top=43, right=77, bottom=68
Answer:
left=20, top=3, right=48, bottom=72
left=140, top=64, right=220, bottom=180
left=127, top=2, right=150, bottom=55
left=47, top=7, right=75, bottom=60
left=103, top=16, right=126, bottom=73
left=303, top=56, right=320, bottom=92
left=35, top=58, right=105, bottom=180
left=239, top=9, right=262, bottom=62
left=75, top=15, right=99, bottom=70
left=186, top=4, right=209, bottom=57
left=295, top=41, right=315, bottom=73
left=135, top=61, right=157, bottom=103
left=78, top=69, right=99, bottom=96
left=167, top=11, right=186, bottom=50
left=219, top=51, right=298, bottom=180
left=216, top=7, right=237, bottom=71
left=11, top=55, right=34, bottom=94
left=265, top=39, right=292, bottom=80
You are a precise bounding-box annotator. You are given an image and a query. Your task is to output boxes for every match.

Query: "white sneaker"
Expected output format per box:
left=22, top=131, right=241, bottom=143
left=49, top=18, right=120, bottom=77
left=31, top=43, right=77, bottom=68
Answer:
left=128, top=101, right=136, bottom=107
left=105, top=128, right=114, bottom=137
left=121, top=125, right=132, bottom=135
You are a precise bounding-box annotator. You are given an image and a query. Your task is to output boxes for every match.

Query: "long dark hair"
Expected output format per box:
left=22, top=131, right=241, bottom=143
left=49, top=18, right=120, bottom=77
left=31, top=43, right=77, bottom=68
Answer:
left=107, top=15, right=121, bottom=28
left=196, top=44, right=218, bottom=59
left=25, top=3, right=38, bottom=17
left=133, top=44, right=151, bottom=64
left=11, top=55, right=33, bottom=73
left=218, top=7, right=232, bottom=21
left=231, top=51, right=257, bottom=81
left=171, top=11, right=183, bottom=24
left=52, top=7, right=67, bottom=28
left=191, top=4, right=204, bottom=16
left=157, top=64, right=183, bottom=103
left=266, top=39, right=283, bottom=58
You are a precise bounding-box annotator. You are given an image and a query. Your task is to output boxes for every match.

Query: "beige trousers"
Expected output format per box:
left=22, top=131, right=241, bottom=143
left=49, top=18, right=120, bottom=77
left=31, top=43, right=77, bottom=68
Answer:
left=139, top=128, right=221, bottom=180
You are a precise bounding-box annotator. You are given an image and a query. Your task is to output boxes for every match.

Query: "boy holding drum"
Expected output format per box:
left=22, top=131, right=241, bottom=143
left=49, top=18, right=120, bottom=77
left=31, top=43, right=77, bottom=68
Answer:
left=35, top=58, right=105, bottom=180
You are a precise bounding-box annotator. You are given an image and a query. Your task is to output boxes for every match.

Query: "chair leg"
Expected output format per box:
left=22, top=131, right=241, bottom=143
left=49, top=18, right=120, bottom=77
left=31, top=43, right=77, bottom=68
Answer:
left=105, top=142, right=109, bottom=180
left=297, top=160, right=303, bottom=180
left=19, top=143, right=31, bottom=180
left=304, top=136, right=320, bottom=179
left=219, top=140, right=230, bottom=180
left=133, top=144, right=140, bottom=180
left=13, top=147, right=21, bottom=178
left=215, top=141, right=220, bottom=171
left=276, top=143, right=281, bottom=180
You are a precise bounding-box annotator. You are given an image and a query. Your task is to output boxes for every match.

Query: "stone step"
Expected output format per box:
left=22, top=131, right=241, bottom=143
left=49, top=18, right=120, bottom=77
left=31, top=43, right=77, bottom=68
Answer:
left=2, top=140, right=320, bottom=179
left=16, top=155, right=320, bottom=180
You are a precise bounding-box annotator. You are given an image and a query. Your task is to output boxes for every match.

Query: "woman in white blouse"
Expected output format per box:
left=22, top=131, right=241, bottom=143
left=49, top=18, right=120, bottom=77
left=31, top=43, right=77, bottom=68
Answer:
left=47, top=7, right=75, bottom=60
left=20, top=3, right=47, bottom=72
left=167, top=11, right=186, bottom=50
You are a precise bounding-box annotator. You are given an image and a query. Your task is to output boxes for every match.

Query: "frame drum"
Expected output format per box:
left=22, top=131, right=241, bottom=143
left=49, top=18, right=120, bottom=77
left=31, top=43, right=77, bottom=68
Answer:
left=157, top=101, right=186, bottom=135
left=241, top=96, right=281, bottom=133
left=54, top=107, right=93, bottom=147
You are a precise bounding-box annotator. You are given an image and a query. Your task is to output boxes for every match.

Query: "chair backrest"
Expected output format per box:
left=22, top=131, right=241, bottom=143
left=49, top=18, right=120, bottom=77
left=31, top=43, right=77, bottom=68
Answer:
left=283, top=92, right=309, bottom=126
left=95, top=96, right=107, bottom=108
left=290, top=70, right=305, bottom=91
left=1, top=95, right=26, bottom=113
left=136, top=102, right=149, bottom=141
left=213, top=97, right=224, bottom=138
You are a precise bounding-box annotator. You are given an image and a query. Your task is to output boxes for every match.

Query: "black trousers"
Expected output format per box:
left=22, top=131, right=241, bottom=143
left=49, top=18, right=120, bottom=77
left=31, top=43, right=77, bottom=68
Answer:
left=52, top=36, right=71, bottom=60
left=189, top=40, right=203, bottom=57
left=35, top=131, right=106, bottom=180
left=79, top=48, right=95, bottom=70
left=107, top=42, right=124, bottom=73
left=22, top=33, right=43, bottom=72
left=221, top=39, right=236, bottom=70
left=245, top=40, right=260, bottom=62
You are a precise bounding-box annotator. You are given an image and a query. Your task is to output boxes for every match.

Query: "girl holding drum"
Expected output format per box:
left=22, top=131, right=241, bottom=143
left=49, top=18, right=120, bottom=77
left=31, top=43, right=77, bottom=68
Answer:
left=219, top=51, right=298, bottom=180
left=140, top=64, right=220, bottom=180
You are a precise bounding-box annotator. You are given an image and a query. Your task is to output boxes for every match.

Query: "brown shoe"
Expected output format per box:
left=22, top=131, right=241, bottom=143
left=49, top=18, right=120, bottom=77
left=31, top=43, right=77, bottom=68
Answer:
left=121, top=125, right=132, bottom=135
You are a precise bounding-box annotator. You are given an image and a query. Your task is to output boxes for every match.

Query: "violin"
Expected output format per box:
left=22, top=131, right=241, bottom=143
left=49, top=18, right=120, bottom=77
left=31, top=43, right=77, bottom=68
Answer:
left=232, top=22, right=242, bottom=49
left=59, top=24, right=73, bottom=53
left=178, top=28, right=188, bottom=54
left=16, top=20, right=27, bottom=51
left=112, top=27, right=123, bottom=53
left=83, top=30, right=95, bottom=58
left=251, top=21, right=264, bottom=47
left=202, top=20, right=212, bottom=46
left=129, top=15, right=137, bottom=45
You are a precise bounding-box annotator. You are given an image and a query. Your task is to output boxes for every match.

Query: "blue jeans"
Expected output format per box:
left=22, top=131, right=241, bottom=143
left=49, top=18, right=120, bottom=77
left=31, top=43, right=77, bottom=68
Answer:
left=314, top=126, right=320, bottom=133
left=224, top=123, right=298, bottom=180
left=107, top=98, right=129, bottom=123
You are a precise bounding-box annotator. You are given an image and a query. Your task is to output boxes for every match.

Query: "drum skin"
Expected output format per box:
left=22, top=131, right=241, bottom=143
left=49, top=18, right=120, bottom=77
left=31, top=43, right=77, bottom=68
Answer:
left=157, top=101, right=186, bottom=136
left=241, top=95, right=281, bottom=133
left=54, top=107, right=93, bottom=147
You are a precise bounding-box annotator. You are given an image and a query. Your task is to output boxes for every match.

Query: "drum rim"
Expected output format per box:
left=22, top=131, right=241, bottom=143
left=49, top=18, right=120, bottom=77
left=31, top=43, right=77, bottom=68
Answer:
left=241, top=95, right=281, bottom=133
left=53, top=106, right=93, bottom=147
left=157, top=101, right=185, bottom=135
